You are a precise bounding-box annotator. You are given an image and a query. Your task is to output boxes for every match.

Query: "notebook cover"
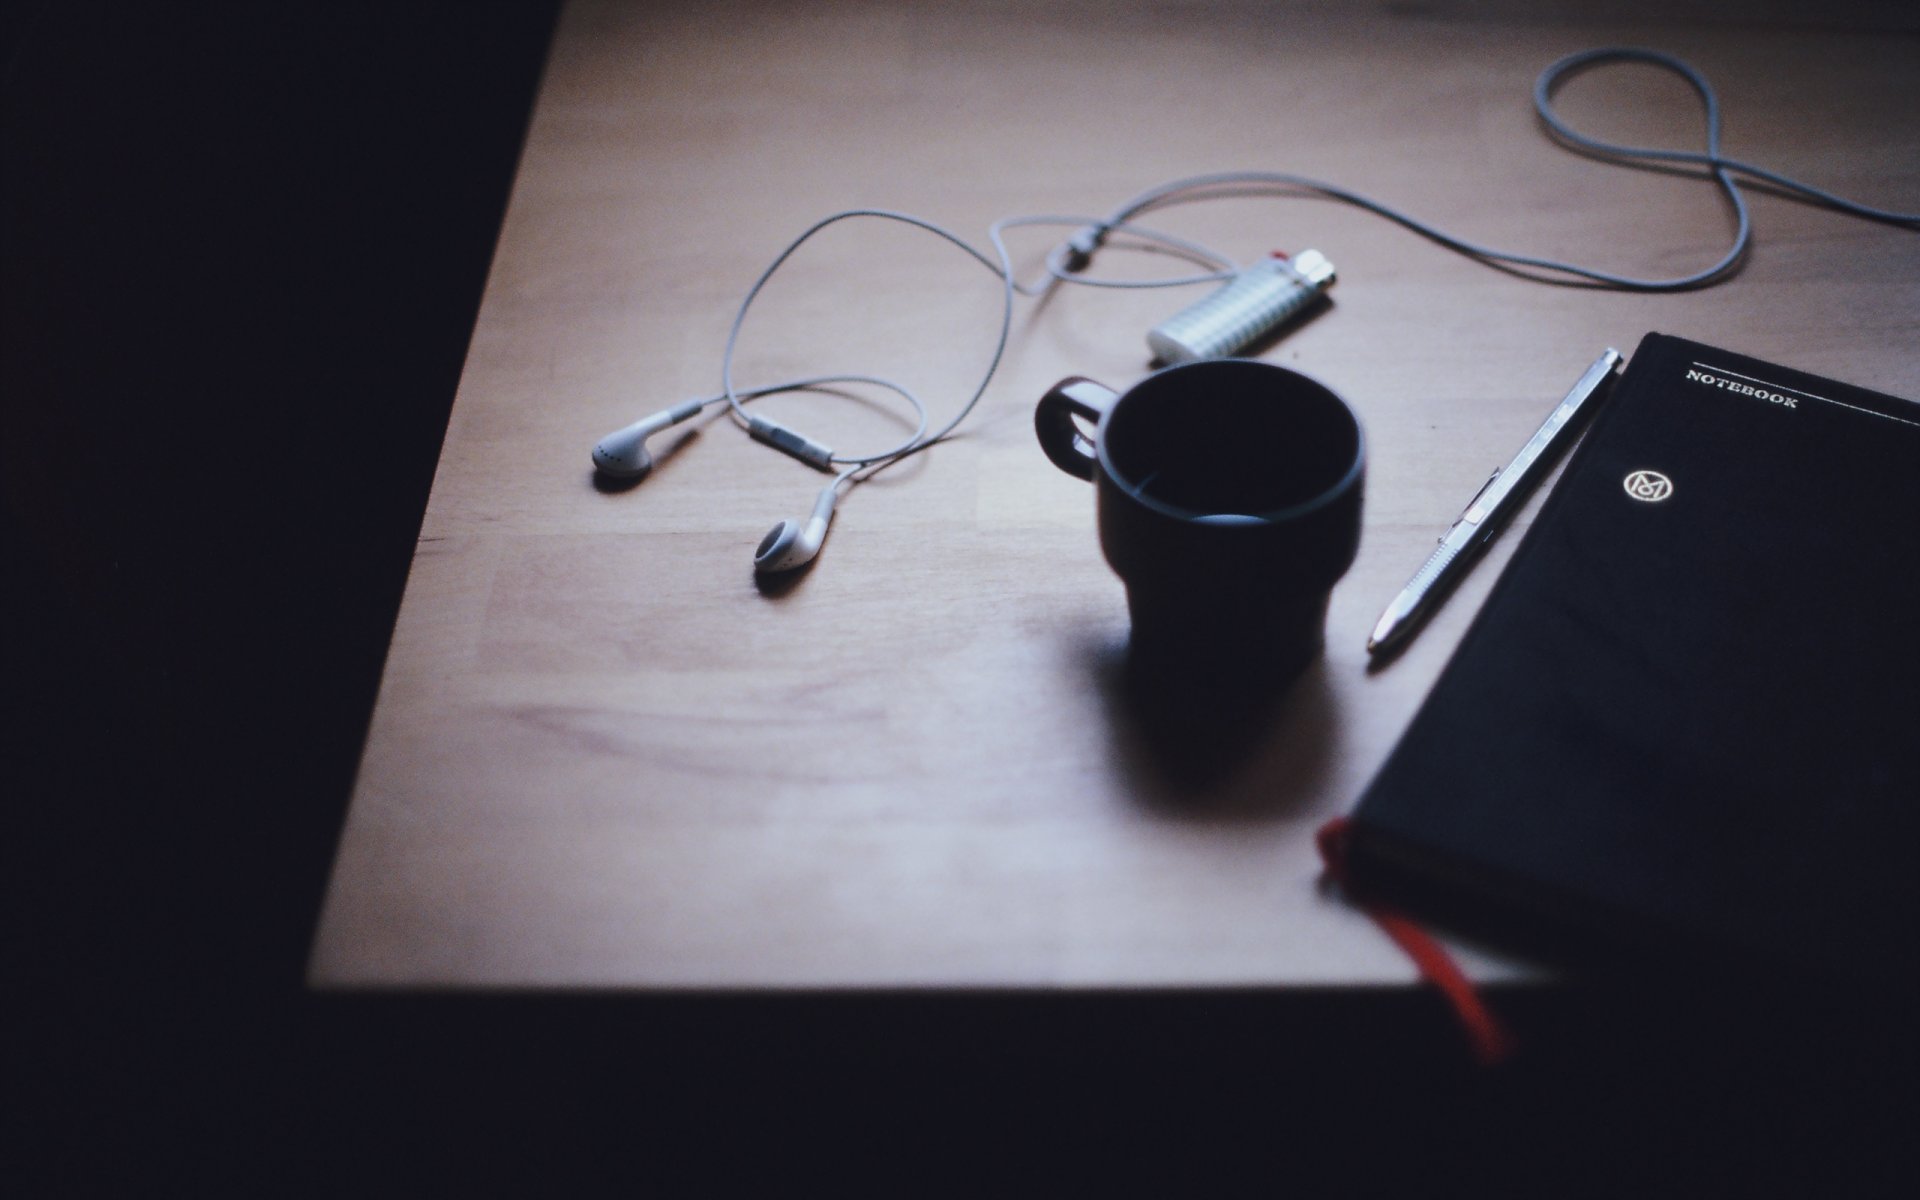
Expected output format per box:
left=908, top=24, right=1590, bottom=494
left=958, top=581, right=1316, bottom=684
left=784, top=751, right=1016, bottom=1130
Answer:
left=1349, top=333, right=1920, bottom=985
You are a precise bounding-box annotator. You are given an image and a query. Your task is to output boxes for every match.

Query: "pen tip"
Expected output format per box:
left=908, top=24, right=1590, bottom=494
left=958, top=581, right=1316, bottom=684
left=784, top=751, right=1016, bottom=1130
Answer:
left=1366, top=613, right=1400, bottom=656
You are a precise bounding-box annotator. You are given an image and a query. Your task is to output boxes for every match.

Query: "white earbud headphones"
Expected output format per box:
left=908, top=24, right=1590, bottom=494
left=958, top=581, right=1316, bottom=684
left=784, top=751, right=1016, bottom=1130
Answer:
left=590, top=366, right=940, bottom=575
left=752, top=483, right=840, bottom=574
left=592, top=49, right=1919, bottom=578
left=590, top=397, right=707, bottom=480
left=591, top=210, right=1018, bottom=576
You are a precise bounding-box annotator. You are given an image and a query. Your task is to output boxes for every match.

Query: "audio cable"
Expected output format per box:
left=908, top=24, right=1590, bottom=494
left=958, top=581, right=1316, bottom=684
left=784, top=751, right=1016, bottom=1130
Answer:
left=592, top=47, right=1920, bottom=576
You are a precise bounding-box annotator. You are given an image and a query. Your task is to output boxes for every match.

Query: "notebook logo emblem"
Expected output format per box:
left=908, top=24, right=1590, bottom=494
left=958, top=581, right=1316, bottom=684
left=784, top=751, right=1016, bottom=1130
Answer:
left=1623, top=469, right=1674, bottom=502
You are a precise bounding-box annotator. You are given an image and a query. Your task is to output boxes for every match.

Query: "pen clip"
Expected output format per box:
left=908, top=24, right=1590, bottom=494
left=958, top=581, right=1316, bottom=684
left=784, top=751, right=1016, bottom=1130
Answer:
left=1460, top=467, right=1503, bottom=524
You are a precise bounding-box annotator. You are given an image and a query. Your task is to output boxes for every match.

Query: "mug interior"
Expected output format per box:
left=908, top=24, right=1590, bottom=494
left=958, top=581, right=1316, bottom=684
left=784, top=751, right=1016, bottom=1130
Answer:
left=1100, top=360, right=1361, bottom=520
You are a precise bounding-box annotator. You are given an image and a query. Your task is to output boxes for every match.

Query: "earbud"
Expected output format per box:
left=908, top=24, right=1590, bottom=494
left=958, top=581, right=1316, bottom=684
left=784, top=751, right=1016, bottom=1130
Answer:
left=753, top=484, right=840, bottom=574
left=591, top=397, right=707, bottom=479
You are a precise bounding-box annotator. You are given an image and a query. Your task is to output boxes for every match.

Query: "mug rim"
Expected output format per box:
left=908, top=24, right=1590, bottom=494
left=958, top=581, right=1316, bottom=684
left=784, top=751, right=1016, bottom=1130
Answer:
left=1094, top=358, right=1365, bottom=525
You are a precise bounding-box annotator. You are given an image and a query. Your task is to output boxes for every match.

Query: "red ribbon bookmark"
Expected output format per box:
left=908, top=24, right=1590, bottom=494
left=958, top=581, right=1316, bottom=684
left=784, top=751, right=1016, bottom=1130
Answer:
left=1316, top=816, right=1517, bottom=1066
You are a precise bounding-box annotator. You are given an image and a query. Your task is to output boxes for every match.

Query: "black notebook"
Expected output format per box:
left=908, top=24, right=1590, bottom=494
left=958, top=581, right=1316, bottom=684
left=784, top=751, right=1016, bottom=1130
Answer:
left=1349, top=333, right=1920, bottom=986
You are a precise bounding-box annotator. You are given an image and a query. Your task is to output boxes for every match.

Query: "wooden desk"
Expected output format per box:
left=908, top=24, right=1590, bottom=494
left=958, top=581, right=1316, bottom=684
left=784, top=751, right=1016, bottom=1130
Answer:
left=309, top=0, right=1919, bottom=989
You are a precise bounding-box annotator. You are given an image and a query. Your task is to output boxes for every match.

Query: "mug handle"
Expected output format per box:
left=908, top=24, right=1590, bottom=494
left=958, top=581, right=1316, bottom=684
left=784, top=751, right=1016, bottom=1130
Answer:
left=1034, top=377, right=1119, bottom=481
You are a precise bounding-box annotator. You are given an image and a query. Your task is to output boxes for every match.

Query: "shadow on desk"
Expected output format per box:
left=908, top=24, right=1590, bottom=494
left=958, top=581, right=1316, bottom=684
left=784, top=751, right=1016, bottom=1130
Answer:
left=1080, top=631, right=1341, bottom=817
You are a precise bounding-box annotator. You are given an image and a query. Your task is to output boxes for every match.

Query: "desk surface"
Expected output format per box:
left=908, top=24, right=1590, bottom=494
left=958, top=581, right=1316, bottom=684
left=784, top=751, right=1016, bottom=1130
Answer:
left=309, top=0, right=1919, bottom=989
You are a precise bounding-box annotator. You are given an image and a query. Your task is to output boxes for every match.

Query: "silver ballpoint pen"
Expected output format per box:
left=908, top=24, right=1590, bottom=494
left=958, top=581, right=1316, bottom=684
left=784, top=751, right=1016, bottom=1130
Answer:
left=1367, top=348, right=1624, bottom=657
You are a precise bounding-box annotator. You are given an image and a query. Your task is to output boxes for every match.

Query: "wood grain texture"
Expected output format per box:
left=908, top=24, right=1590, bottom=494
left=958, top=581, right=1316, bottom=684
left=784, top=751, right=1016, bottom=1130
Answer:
left=309, top=0, right=1920, bottom=989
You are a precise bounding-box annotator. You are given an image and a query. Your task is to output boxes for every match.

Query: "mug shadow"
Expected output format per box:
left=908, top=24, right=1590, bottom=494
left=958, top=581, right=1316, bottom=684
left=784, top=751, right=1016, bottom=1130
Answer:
left=1077, top=630, right=1340, bottom=822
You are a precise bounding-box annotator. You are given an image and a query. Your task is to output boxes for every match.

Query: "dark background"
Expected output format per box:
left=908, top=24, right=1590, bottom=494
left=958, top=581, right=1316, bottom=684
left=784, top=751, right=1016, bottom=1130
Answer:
left=5, top=2, right=1913, bottom=1191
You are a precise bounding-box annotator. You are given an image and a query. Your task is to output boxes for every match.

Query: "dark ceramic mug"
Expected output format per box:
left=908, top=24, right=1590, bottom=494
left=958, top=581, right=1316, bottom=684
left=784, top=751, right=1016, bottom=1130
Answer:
left=1036, top=358, right=1364, bottom=684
